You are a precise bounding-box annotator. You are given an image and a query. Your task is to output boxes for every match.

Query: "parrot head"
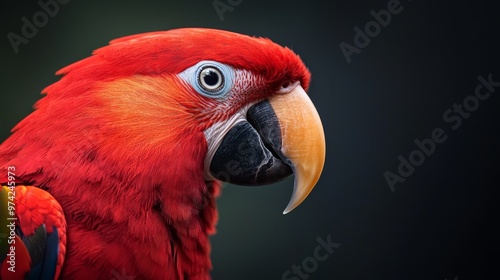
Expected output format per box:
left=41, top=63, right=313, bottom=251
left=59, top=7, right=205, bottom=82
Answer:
left=0, top=27, right=325, bottom=278
left=17, top=27, right=325, bottom=214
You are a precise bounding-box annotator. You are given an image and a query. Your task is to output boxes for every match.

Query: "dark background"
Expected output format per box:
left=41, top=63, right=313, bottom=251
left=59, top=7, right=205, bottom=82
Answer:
left=1, top=1, right=499, bottom=279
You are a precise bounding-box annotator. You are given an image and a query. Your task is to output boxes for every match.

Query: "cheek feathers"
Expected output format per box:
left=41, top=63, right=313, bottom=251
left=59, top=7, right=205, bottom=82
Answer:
left=93, top=75, right=204, bottom=148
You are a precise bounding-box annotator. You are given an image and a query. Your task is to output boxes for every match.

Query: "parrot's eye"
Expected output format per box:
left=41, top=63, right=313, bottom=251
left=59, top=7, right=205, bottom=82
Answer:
left=178, top=60, right=234, bottom=99
left=198, top=66, right=224, bottom=92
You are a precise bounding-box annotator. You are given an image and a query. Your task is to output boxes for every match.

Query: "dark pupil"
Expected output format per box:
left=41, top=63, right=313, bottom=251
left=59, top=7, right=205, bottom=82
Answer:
left=204, top=70, right=219, bottom=86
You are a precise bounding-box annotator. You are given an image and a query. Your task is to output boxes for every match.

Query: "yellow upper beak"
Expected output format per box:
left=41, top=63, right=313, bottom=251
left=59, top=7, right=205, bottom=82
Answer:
left=268, top=85, right=326, bottom=214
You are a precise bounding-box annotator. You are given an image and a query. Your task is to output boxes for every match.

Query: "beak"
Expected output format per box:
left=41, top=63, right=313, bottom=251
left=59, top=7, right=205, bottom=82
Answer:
left=207, top=84, right=325, bottom=214
left=266, top=85, right=326, bottom=213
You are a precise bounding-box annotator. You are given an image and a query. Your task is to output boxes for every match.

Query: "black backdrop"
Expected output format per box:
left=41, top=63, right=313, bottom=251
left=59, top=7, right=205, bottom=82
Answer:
left=1, top=1, right=499, bottom=279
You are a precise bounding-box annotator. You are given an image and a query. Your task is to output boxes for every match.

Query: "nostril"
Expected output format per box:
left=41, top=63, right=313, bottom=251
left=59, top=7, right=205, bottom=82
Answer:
left=277, top=80, right=300, bottom=94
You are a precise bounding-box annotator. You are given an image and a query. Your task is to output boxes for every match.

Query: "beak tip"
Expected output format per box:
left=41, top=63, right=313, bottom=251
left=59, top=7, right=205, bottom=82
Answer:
left=281, top=179, right=308, bottom=215
left=282, top=206, right=293, bottom=215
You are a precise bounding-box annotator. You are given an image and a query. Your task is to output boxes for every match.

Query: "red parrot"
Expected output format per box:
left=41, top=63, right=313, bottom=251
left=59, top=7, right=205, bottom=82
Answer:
left=0, top=28, right=325, bottom=279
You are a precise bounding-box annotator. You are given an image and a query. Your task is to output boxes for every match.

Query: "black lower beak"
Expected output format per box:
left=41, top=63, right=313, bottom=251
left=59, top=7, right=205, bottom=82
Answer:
left=209, top=101, right=293, bottom=185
